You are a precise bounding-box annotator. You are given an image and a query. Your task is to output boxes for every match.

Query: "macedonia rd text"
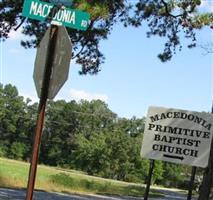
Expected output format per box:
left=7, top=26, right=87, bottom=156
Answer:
left=30, top=1, right=75, bottom=24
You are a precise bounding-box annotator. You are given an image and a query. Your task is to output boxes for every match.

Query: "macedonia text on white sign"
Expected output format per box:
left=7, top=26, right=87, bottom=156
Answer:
left=141, top=106, right=213, bottom=168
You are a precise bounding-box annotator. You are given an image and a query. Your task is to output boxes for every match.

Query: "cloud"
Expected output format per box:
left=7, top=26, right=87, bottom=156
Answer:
left=20, top=89, right=108, bottom=104
left=20, top=92, right=39, bottom=104
left=69, top=89, right=109, bottom=102
left=8, top=28, right=23, bottom=40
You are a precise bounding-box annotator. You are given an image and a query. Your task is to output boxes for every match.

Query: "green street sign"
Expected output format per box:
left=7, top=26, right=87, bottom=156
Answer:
left=22, top=0, right=90, bottom=31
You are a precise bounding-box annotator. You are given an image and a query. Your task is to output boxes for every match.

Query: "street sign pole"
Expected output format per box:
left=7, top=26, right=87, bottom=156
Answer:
left=25, top=25, right=58, bottom=200
left=21, top=0, right=86, bottom=198
left=187, top=166, right=197, bottom=200
left=144, top=160, right=155, bottom=200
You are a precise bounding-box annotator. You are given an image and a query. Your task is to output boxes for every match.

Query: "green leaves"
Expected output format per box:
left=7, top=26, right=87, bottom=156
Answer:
left=191, top=13, right=213, bottom=29
left=75, top=0, right=109, bottom=20
left=0, top=84, right=32, bottom=160
left=10, top=142, right=27, bottom=160
left=1, top=0, right=211, bottom=73
left=0, top=83, right=199, bottom=188
left=131, top=0, right=202, bottom=62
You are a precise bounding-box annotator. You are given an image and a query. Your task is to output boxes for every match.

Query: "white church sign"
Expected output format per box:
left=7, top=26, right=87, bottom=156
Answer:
left=141, top=106, right=213, bottom=168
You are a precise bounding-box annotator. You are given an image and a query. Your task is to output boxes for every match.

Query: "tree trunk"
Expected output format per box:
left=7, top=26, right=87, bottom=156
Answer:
left=198, top=139, right=213, bottom=200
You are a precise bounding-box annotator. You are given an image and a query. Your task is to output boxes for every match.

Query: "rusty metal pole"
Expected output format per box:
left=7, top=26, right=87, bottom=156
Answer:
left=25, top=25, right=58, bottom=200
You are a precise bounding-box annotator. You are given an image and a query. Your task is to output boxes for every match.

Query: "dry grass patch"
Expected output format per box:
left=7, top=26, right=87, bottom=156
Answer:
left=0, top=157, right=163, bottom=198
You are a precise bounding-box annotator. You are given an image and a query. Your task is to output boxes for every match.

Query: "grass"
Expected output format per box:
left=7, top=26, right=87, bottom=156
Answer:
left=0, top=157, right=163, bottom=198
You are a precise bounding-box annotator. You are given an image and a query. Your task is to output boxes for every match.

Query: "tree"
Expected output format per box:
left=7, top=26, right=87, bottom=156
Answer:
left=39, top=99, right=117, bottom=167
left=10, top=141, right=27, bottom=160
left=0, top=84, right=197, bottom=189
left=76, top=100, right=117, bottom=137
left=1, top=1, right=213, bottom=197
left=40, top=100, right=77, bottom=166
left=0, top=0, right=212, bottom=74
left=73, top=132, right=110, bottom=176
left=0, top=84, right=30, bottom=159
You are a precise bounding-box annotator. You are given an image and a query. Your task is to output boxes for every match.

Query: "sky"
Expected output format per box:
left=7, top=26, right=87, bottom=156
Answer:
left=0, top=0, right=213, bottom=119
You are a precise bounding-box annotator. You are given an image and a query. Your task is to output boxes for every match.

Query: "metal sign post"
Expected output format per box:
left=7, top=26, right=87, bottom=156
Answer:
left=21, top=0, right=89, bottom=198
left=144, top=160, right=155, bottom=200
left=187, top=166, right=197, bottom=200
left=25, top=25, right=58, bottom=200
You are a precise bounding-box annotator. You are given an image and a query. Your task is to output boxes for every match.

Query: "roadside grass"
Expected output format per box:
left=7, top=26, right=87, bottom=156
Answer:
left=0, top=157, right=163, bottom=198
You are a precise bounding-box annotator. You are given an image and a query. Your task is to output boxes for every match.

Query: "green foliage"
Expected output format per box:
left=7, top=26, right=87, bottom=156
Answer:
left=0, top=83, right=198, bottom=188
left=192, top=13, right=213, bottom=29
left=72, top=127, right=149, bottom=183
left=50, top=172, right=154, bottom=197
left=159, top=163, right=185, bottom=187
left=10, top=142, right=27, bottom=160
left=152, top=160, right=164, bottom=184
left=0, top=84, right=31, bottom=160
left=75, top=0, right=109, bottom=19
left=73, top=132, right=108, bottom=175
left=51, top=173, right=75, bottom=187
left=0, top=1, right=212, bottom=73
left=0, top=143, right=7, bottom=157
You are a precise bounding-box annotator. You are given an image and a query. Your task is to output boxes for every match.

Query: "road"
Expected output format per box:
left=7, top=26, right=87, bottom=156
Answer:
left=0, top=187, right=197, bottom=200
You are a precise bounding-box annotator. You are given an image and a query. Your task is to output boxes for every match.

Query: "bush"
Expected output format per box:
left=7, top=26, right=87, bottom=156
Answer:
left=0, top=143, right=7, bottom=157
left=50, top=173, right=75, bottom=187
left=10, top=142, right=27, bottom=160
left=125, top=174, right=142, bottom=183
